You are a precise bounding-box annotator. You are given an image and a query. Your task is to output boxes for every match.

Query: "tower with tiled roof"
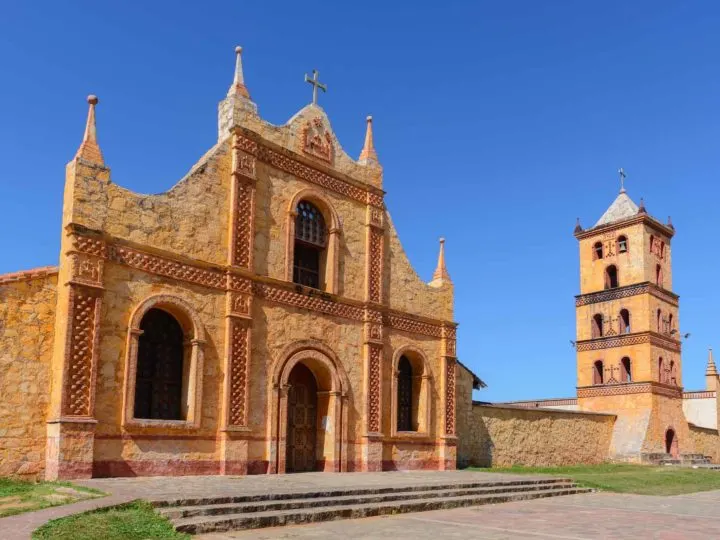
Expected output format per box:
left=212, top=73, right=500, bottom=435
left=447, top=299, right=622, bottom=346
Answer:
left=573, top=172, right=691, bottom=461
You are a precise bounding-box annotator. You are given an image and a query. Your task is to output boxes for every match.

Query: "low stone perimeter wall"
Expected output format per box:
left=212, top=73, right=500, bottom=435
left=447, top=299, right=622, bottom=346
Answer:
left=689, top=423, right=720, bottom=463
left=459, top=403, right=615, bottom=467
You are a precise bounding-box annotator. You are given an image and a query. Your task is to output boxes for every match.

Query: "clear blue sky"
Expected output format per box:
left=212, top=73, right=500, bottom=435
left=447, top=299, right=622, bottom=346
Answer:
left=1, top=2, right=718, bottom=401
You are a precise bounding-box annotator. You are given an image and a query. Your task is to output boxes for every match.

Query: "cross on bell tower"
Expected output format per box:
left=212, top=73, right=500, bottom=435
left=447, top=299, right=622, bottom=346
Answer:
left=618, top=167, right=627, bottom=193
left=304, top=69, right=327, bottom=105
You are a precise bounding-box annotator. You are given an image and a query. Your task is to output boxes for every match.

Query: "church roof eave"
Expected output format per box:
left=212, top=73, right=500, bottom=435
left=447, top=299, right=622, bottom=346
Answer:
left=574, top=213, right=675, bottom=240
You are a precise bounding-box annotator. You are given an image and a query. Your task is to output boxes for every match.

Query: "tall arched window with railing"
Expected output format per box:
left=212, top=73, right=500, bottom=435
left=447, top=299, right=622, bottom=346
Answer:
left=293, top=200, right=327, bottom=290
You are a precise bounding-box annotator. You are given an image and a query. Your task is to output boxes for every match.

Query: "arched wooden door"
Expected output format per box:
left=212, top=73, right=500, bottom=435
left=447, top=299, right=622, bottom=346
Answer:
left=665, top=428, right=679, bottom=458
left=286, top=363, right=318, bottom=473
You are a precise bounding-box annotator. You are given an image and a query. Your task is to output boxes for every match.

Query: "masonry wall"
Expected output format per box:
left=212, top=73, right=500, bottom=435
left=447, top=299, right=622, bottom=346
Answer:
left=462, top=404, right=615, bottom=467
left=0, top=274, right=57, bottom=478
left=689, top=424, right=720, bottom=463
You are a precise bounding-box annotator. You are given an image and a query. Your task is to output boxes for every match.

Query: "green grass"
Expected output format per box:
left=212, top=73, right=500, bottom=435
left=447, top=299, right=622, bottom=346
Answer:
left=0, top=478, right=104, bottom=517
left=472, top=463, right=720, bottom=495
left=32, top=500, right=189, bottom=540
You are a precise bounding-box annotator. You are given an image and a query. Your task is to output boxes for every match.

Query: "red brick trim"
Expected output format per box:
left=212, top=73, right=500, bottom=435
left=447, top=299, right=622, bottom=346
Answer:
left=0, top=266, right=58, bottom=285
left=684, top=390, right=716, bottom=399
left=576, top=331, right=681, bottom=352
left=574, top=214, right=675, bottom=240
left=575, top=282, right=679, bottom=307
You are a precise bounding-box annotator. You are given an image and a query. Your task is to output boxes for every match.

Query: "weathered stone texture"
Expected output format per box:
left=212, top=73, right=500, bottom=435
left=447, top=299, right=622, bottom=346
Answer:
left=689, top=424, right=719, bottom=463
left=0, top=275, right=57, bottom=478
left=463, top=405, right=615, bottom=467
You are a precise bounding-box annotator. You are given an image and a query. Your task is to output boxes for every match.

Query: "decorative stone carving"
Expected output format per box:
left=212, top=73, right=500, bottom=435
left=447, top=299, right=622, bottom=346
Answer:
left=367, top=345, right=382, bottom=433
left=444, top=357, right=456, bottom=435
left=63, top=288, right=101, bottom=417
left=254, top=282, right=365, bottom=321
left=69, top=253, right=104, bottom=288
left=232, top=181, right=254, bottom=268
left=578, top=381, right=682, bottom=399
left=386, top=313, right=443, bottom=338
left=228, top=320, right=249, bottom=426
left=367, top=228, right=383, bottom=304
left=301, top=118, right=334, bottom=164
left=576, top=332, right=681, bottom=352
left=576, top=282, right=679, bottom=307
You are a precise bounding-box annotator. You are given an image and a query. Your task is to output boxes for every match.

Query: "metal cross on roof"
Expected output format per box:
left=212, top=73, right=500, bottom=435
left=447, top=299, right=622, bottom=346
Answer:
left=305, top=69, right=327, bottom=105
left=618, top=167, right=627, bottom=193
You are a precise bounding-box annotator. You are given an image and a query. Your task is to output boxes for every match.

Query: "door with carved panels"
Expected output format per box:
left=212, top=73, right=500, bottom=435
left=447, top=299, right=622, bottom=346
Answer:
left=286, top=363, right=318, bottom=473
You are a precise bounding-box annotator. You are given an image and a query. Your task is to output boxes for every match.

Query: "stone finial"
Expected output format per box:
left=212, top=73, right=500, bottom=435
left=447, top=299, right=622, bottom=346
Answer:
left=74, top=95, right=104, bottom=165
left=706, top=348, right=718, bottom=391
left=637, top=198, right=647, bottom=214
left=574, top=218, right=583, bottom=234
left=431, top=237, right=451, bottom=284
left=667, top=215, right=675, bottom=230
left=359, top=115, right=379, bottom=165
left=228, top=45, right=250, bottom=99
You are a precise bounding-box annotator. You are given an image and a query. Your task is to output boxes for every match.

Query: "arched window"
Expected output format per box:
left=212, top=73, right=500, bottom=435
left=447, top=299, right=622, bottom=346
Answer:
left=397, top=356, right=414, bottom=431
left=593, top=241, right=603, bottom=260
left=619, top=309, right=631, bottom=334
left=592, top=314, right=604, bottom=338
left=605, top=265, right=619, bottom=289
left=656, top=264, right=663, bottom=288
left=650, top=235, right=655, bottom=254
left=670, top=360, right=677, bottom=386
left=593, top=360, right=604, bottom=385
left=668, top=313, right=674, bottom=335
left=657, top=309, right=662, bottom=333
left=134, top=308, right=185, bottom=420
left=617, top=235, right=628, bottom=253
left=621, top=357, right=632, bottom=383
left=658, top=356, right=665, bottom=384
left=293, top=200, right=327, bottom=290
left=660, top=242, right=666, bottom=260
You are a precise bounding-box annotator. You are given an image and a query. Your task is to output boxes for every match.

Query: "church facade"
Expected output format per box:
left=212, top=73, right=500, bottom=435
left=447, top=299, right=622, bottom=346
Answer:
left=0, top=48, right=481, bottom=480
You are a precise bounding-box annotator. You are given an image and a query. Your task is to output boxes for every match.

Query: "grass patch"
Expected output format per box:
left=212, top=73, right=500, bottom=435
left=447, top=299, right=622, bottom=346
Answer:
left=0, top=478, right=104, bottom=518
left=472, top=463, right=720, bottom=495
left=32, top=500, right=189, bottom=540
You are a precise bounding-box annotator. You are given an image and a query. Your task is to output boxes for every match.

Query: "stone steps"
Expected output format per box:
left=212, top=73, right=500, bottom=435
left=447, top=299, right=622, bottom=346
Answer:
left=156, top=478, right=591, bottom=534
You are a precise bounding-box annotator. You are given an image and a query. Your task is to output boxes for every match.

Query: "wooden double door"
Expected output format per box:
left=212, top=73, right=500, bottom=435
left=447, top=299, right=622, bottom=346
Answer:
left=286, top=363, right=318, bottom=473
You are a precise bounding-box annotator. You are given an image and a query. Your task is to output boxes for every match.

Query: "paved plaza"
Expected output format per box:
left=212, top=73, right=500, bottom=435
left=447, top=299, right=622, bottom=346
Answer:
left=197, top=490, right=720, bottom=539
left=2, top=471, right=720, bottom=538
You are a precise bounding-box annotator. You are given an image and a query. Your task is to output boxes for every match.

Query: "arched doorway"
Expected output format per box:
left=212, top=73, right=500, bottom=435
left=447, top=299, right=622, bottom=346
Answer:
left=269, top=342, right=351, bottom=474
left=665, top=428, right=679, bottom=458
left=286, top=363, right=318, bottom=473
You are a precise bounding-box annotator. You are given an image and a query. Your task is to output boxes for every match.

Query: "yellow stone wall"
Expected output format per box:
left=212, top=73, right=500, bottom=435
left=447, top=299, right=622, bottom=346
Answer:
left=689, top=424, right=719, bottom=463
left=462, top=404, right=615, bottom=467
left=0, top=274, right=57, bottom=478
left=578, top=223, right=644, bottom=294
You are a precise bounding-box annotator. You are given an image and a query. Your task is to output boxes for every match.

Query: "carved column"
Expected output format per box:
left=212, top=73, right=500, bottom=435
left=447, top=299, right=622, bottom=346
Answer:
left=220, top=134, right=257, bottom=475
left=362, top=203, right=385, bottom=471
left=46, top=231, right=106, bottom=480
left=439, top=324, right=458, bottom=470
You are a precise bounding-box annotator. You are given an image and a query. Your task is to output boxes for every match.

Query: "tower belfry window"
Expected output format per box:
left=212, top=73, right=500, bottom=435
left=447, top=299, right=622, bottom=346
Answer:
left=592, top=314, right=604, bottom=338
left=605, top=265, right=619, bottom=289
left=617, top=236, right=628, bottom=253
left=593, top=242, right=603, bottom=260
left=619, top=309, right=631, bottom=334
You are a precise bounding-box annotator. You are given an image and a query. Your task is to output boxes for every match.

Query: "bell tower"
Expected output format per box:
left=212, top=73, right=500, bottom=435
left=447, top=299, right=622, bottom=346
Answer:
left=574, top=176, right=691, bottom=461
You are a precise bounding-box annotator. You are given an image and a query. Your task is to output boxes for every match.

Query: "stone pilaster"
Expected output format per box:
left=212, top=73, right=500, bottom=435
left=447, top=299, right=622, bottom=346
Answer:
left=46, top=230, right=105, bottom=480
left=439, top=324, right=458, bottom=470
left=362, top=203, right=385, bottom=471
left=220, top=135, right=257, bottom=474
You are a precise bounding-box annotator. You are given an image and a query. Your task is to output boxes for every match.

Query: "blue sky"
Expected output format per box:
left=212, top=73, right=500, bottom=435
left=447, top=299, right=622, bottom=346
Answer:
left=1, top=2, right=719, bottom=401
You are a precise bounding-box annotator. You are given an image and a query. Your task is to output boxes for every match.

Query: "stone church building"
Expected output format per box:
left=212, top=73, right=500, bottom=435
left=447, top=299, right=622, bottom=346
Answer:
left=0, top=47, right=483, bottom=480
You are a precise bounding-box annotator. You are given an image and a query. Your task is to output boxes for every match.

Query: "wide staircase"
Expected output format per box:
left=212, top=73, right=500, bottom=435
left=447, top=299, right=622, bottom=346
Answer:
left=153, top=477, right=591, bottom=534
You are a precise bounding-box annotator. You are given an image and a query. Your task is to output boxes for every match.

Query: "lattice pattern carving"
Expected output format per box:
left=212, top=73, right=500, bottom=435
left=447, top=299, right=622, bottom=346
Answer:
left=234, top=133, right=383, bottom=208
left=577, top=382, right=682, bottom=399
left=64, top=290, right=99, bottom=416
left=576, top=332, right=681, bottom=352
left=576, top=282, right=679, bottom=307
left=445, top=357, right=456, bottom=435
left=229, top=274, right=252, bottom=292
left=386, top=314, right=443, bottom=337
left=109, top=246, right=225, bottom=289
left=367, top=345, right=381, bottom=433
left=232, top=181, right=253, bottom=268
left=228, top=320, right=249, bottom=426
left=254, top=282, right=365, bottom=321
left=70, top=234, right=107, bottom=258
left=368, top=228, right=383, bottom=303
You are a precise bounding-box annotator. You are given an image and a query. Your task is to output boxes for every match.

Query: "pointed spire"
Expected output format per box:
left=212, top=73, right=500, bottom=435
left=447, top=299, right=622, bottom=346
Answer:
left=637, top=197, right=647, bottom=214
left=667, top=215, right=675, bottom=230
left=228, top=46, right=250, bottom=99
left=359, top=115, right=378, bottom=164
left=707, top=349, right=718, bottom=376
left=574, top=218, right=583, bottom=234
left=432, top=237, right=451, bottom=283
left=74, top=95, right=104, bottom=165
